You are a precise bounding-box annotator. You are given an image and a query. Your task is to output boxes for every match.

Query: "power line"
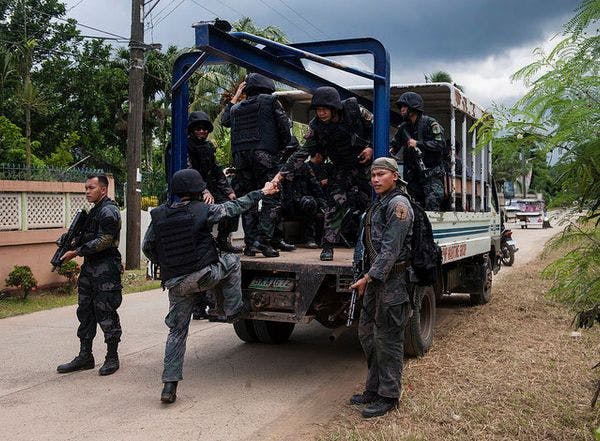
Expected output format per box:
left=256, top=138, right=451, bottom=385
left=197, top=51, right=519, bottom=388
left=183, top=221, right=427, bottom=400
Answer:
left=209, top=0, right=245, bottom=20
left=188, top=0, right=219, bottom=19
left=256, top=0, right=313, bottom=40
left=67, top=0, right=87, bottom=12
left=273, top=0, right=329, bottom=39
left=151, top=0, right=188, bottom=29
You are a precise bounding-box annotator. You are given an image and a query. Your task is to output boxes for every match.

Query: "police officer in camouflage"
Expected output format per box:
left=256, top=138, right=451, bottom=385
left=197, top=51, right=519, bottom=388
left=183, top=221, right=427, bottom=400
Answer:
left=57, top=175, right=123, bottom=376
left=390, top=91, right=446, bottom=211
left=142, top=169, right=279, bottom=404
left=187, top=110, right=241, bottom=253
left=350, top=157, right=413, bottom=418
left=273, top=86, right=374, bottom=261
left=221, top=73, right=292, bottom=257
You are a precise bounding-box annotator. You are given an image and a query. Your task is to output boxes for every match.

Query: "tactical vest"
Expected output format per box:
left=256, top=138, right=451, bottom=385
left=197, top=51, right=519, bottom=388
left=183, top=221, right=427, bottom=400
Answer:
left=312, top=98, right=367, bottom=169
left=79, top=197, right=121, bottom=261
left=150, top=201, right=218, bottom=281
left=411, top=115, right=443, bottom=168
left=230, top=94, right=280, bottom=154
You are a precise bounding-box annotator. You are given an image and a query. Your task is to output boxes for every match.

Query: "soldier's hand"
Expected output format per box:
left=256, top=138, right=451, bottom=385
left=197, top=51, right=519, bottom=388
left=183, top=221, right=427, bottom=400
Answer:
left=358, top=147, right=373, bottom=164
left=60, top=249, right=78, bottom=263
left=407, top=138, right=417, bottom=148
left=271, top=172, right=284, bottom=185
left=228, top=192, right=237, bottom=201
left=203, top=190, right=215, bottom=204
left=261, top=181, right=279, bottom=195
left=231, top=81, right=246, bottom=104
left=350, top=276, right=368, bottom=296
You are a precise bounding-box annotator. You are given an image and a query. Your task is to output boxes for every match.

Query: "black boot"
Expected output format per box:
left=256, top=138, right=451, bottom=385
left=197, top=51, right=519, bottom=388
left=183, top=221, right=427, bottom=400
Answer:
left=217, top=236, right=243, bottom=253
left=361, top=397, right=398, bottom=418
left=248, top=240, right=279, bottom=257
left=304, top=237, right=318, bottom=249
left=98, top=341, right=119, bottom=376
left=350, top=390, right=379, bottom=405
left=271, top=240, right=296, bottom=251
left=57, top=339, right=94, bottom=373
left=161, top=381, right=178, bottom=403
left=320, top=246, right=334, bottom=261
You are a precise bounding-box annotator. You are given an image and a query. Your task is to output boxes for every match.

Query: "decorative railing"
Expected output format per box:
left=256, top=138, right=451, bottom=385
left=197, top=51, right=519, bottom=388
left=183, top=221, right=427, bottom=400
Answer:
left=0, top=163, right=104, bottom=182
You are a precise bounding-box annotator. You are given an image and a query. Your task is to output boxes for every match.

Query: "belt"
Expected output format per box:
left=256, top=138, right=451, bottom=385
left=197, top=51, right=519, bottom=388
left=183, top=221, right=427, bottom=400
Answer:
left=391, top=261, right=407, bottom=274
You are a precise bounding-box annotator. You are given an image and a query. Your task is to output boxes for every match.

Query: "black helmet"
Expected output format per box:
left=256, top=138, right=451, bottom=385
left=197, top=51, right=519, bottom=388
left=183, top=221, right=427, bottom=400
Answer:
left=172, top=169, right=207, bottom=194
left=396, top=92, right=424, bottom=113
left=187, top=111, right=214, bottom=133
left=244, top=73, right=275, bottom=95
left=310, top=86, right=343, bottom=110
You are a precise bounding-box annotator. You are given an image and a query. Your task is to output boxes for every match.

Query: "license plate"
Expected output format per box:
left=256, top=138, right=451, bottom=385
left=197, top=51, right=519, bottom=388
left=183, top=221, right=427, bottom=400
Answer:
left=249, top=277, right=295, bottom=291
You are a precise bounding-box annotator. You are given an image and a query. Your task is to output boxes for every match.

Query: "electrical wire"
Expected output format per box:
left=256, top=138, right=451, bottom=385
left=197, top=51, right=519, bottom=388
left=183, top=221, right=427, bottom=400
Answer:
left=256, top=0, right=313, bottom=39
left=152, top=0, right=188, bottom=29
left=273, top=0, right=329, bottom=39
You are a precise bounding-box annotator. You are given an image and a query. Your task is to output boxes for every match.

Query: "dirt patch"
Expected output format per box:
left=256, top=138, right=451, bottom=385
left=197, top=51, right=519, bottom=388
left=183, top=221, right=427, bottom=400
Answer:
left=318, top=246, right=600, bottom=440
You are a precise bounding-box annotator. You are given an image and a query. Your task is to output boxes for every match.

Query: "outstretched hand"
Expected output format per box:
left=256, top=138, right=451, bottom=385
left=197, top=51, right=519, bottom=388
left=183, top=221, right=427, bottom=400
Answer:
left=261, top=181, right=279, bottom=196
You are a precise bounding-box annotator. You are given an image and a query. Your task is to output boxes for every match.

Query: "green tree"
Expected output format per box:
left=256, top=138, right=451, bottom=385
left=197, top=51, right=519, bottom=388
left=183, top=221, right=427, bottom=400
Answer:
left=426, top=70, right=464, bottom=92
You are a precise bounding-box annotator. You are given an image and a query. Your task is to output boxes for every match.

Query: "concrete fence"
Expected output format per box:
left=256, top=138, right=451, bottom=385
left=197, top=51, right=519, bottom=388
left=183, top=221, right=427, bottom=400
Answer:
left=0, top=178, right=115, bottom=290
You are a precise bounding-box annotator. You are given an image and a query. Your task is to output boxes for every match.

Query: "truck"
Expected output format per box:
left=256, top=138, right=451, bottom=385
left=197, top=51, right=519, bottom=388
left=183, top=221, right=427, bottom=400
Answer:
left=168, top=22, right=501, bottom=356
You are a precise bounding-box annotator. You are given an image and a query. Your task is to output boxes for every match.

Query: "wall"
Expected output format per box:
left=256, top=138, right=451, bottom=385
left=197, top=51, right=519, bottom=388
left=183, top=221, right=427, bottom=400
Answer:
left=0, top=178, right=115, bottom=290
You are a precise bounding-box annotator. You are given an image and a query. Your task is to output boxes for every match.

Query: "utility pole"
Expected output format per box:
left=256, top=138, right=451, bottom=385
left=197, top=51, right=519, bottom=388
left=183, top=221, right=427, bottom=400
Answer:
left=125, top=0, right=144, bottom=269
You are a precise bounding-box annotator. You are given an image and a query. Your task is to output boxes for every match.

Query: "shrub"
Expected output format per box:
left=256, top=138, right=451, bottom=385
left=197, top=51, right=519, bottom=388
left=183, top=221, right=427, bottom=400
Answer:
left=57, top=260, right=80, bottom=291
left=5, top=266, right=37, bottom=299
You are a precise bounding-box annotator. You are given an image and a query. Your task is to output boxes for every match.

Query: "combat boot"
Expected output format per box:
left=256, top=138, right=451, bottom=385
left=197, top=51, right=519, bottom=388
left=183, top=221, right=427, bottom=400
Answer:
left=361, top=397, right=398, bottom=418
left=320, top=246, right=334, bottom=261
left=304, top=237, right=319, bottom=249
left=98, top=341, right=119, bottom=376
left=57, top=339, right=94, bottom=373
left=217, top=236, right=243, bottom=254
left=350, top=390, right=379, bottom=405
left=248, top=241, right=279, bottom=258
left=271, top=240, right=296, bottom=252
left=161, top=381, right=178, bottom=404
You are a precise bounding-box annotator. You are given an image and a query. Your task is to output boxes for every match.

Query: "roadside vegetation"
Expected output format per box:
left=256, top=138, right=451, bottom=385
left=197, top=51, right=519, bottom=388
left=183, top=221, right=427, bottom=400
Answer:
left=0, top=269, right=159, bottom=319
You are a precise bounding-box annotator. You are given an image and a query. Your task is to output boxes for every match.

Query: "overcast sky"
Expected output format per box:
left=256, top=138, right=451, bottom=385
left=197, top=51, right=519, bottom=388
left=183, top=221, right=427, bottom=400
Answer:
left=63, top=0, right=579, bottom=108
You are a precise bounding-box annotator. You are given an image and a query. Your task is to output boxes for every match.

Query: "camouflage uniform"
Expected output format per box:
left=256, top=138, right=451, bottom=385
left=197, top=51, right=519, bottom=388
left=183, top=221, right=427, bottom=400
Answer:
left=143, top=190, right=265, bottom=382
left=357, top=187, right=413, bottom=399
left=75, top=196, right=123, bottom=346
left=390, top=116, right=446, bottom=211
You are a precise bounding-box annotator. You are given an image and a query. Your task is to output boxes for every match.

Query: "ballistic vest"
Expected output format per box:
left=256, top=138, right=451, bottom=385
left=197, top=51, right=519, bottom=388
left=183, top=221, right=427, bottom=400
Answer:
left=79, top=196, right=121, bottom=262
left=230, top=94, right=280, bottom=154
left=150, top=201, right=218, bottom=281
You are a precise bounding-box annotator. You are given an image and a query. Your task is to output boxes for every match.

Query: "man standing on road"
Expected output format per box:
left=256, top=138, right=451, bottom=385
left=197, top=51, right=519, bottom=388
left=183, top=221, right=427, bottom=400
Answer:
left=350, top=157, right=413, bottom=418
left=57, top=175, right=123, bottom=376
left=142, top=169, right=279, bottom=404
left=390, top=91, right=446, bottom=211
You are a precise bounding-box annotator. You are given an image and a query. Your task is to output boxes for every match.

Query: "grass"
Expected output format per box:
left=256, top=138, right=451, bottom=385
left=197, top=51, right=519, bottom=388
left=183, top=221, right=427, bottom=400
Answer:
left=0, top=269, right=160, bottom=319
left=319, top=244, right=600, bottom=441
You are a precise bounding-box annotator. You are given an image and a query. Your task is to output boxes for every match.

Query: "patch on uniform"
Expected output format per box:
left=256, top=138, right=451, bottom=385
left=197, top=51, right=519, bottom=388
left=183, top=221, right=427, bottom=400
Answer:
left=304, top=128, right=314, bottom=140
left=431, top=122, right=442, bottom=135
left=395, top=202, right=409, bottom=220
left=360, top=106, right=373, bottom=122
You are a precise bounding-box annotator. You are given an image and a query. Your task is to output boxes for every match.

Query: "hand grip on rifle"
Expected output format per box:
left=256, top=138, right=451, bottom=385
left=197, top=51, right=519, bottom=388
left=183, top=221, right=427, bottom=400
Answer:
left=50, top=209, right=88, bottom=271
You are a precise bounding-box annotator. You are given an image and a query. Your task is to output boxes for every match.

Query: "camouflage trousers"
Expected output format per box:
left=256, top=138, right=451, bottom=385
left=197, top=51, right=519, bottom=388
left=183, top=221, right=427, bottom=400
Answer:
left=322, top=168, right=370, bottom=246
left=162, top=253, right=243, bottom=382
left=76, top=264, right=123, bottom=344
left=408, top=172, right=444, bottom=211
left=232, top=150, right=281, bottom=246
left=358, top=274, right=410, bottom=399
left=212, top=190, right=239, bottom=241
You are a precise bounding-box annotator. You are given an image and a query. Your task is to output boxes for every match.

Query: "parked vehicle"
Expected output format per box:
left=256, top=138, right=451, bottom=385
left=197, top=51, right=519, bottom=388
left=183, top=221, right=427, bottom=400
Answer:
left=500, top=228, right=518, bottom=266
left=516, top=198, right=545, bottom=228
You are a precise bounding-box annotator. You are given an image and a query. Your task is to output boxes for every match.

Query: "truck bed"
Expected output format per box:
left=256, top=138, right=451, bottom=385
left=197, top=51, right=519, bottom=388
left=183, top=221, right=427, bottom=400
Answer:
left=240, top=247, right=354, bottom=275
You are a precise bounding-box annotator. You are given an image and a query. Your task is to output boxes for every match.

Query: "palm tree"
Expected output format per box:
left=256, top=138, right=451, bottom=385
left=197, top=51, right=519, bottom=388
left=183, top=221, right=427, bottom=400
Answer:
left=426, top=70, right=464, bottom=92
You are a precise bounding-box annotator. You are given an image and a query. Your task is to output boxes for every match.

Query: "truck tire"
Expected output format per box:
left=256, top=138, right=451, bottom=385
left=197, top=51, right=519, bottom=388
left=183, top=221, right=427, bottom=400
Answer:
left=252, top=320, right=295, bottom=344
left=404, top=285, right=436, bottom=357
left=470, top=255, right=493, bottom=305
left=233, top=319, right=259, bottom=343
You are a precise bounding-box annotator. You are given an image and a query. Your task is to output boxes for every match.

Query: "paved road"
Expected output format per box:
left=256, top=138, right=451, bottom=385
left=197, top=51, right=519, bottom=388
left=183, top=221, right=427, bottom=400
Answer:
left=0, top=222, right=559, bottom=441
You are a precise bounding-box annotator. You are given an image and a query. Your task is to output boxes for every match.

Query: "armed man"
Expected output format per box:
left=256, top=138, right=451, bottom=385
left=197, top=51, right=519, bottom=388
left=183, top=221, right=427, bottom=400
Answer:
left=57, top=174, right=123, bottom=376
left=221, top=73, right=293, bottom=257
left=187, top=110, right=241, bottom=253
left=142, top=168, right=279, bottom=404
left=350, top=157, right=413, bottom=418
left=272, top=86, right=374, bottom=261
left=390, top=91, right=446, bottom=211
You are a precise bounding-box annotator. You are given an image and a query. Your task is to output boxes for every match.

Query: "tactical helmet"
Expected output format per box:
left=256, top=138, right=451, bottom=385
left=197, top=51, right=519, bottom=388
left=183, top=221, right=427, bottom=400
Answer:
left=310, top=86, right=343, bottom=111
left=396, top=92, right=424, bottom=113
left=171, top=169, right=207, bottom=194
left=187, top=111, right=214, bottom=133
left=244, top=73, right=275, bottom=95
left=298, top=196, right=318, bottom=212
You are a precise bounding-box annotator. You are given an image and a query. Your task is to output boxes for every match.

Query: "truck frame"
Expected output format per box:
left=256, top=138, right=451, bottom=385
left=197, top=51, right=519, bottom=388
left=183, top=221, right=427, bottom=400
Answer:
left=169, top=22, right=501, bottom=355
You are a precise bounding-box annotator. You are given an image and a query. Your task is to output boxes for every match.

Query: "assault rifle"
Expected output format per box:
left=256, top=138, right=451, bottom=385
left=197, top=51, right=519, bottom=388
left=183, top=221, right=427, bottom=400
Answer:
left=347, top=217, right=366, bottom=327
left=51, top=209, right=88, bottom=271
left=391, top=128, right=427, bottom=174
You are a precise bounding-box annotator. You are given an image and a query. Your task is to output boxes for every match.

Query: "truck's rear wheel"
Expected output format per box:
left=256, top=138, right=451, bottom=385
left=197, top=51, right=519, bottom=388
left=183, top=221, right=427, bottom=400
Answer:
left=404, top=285, right=436, bottom=357
left=233, top=319, right=259, bottom=343
left=470, top=255, right=493, bottom=305
left=252, top=320, right=295, bottom=344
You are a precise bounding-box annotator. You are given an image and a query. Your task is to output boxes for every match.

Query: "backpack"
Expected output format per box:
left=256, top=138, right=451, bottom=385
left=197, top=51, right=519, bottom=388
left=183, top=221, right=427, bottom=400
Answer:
left=403, top=191, right=442, bottom=286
